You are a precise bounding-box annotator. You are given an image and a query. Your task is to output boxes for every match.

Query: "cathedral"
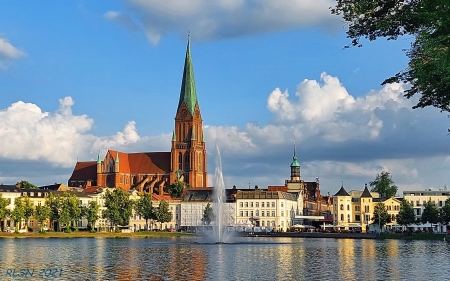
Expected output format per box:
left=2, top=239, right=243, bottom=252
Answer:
left=68, top=38, right=208, bottom=194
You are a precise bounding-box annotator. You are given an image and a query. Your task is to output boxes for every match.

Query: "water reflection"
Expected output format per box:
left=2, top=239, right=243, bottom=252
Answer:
left=0, top=237, right=449, bottom=280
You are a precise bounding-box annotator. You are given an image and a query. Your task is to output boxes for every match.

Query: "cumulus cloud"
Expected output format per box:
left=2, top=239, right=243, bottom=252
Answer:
left=0, top=97, right=140, bottom=167
left=106, top=0, right=339, bottom=44
left=0, top=36, right=26, bottom=69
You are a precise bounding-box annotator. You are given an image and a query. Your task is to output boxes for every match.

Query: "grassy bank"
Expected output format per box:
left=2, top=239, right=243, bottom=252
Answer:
left=0, top=231, right=195, bottom=238
left=377, top=232, right=449, bottom=240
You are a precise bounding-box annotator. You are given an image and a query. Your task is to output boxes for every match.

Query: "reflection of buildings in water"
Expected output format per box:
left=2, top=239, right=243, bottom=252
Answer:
left=1, top=240, right=17, bottom=270
left=115, top=240, right=141, bottom=281
left=276, top=241, right=295, bottom=280
left=338, top=239, right=356, bottom=280
left=360, top=239, right=376, bottom=280
left=384, top=240, right=400, bottom=280
left=167, top=246, right=206, bottom=281
left=92, top=238, right=106, bottom=280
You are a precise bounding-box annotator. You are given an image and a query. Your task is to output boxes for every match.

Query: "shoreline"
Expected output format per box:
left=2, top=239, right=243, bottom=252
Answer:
left=0, top=231, right=194, bottom=239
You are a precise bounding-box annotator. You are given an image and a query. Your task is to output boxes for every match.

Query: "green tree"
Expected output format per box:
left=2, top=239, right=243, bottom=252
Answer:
left=45, top=193, right=62, bottom=231
left=17, top=180, right=38, bottom=189
left=83, top=200, right=100, bottom=232
left=0, top=195, right=10, bottom=231
left=154, top=200, right=172, bottom=230
left=369, top=172, right=398, bottom=199
left=11, top=197, right=33, bottom=233
left=102, top=188, right=134, bottom=231
left=59, top=193, right=82, bottom=233
left=134, top=192, right=154, bottom=231
left=396, top=199, right=416, bottom=228
left=168, top=181, right=185, bottom=198
left=372, top=202, right=391, bottom=231
left=421, top=199, right=440, bottom=231
left=439, top=198, right=450, bottom=225
left=201, top=203, right=215, bottom=225
left=331, top=0, right=450, bottom=116
left=34, top=205, right=51, bottom=233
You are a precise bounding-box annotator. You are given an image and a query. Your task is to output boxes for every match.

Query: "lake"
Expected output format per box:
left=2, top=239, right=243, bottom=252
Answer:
left=0, top=236, right=448, bottom=280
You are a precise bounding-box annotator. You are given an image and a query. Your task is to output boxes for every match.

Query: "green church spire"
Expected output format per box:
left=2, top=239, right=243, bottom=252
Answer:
left=177, top=36, right=198, bottom=116
left=290, top=140, right=300, bottom=167
left=97, top=152, right=101, bottom=164
left=115, top=151, right=119, bottom=163
left=172, top=129, right=176, bottom=141
left=191, top=127, right=196, bottom=140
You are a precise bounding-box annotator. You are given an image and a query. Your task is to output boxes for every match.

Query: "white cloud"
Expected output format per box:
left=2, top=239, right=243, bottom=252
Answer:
left=0, top=36, right=26, bottom=69
left=0, top=97, right=140, bottom=167
left=108, top=0, right=339, bottom=44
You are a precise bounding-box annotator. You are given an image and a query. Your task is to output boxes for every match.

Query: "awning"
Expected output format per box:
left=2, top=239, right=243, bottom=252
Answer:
left=320, top=224, right=335, bottom=228
left=348, top=223, right=361, bottom=228
left=292, top=224, right=305, bottom=228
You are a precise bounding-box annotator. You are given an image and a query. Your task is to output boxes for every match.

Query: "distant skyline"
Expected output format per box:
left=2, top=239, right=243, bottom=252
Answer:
left=1, top=1, right=449, bottom=195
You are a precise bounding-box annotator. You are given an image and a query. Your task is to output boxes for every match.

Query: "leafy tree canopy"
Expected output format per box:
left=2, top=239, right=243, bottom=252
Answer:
left=439, top=198, right=450, bottom=225
left=17, top=180, right=38, bottom=189
left=103, top=188, right=134, bottom=227
left=372, top=202, right=392, bottom=229
left=154, top=200, right=172, bottom=229
left=369, top=172, right=398, bottom=199
left=134, top=192, right=154, bottom=230
left=331, top=0, right=450, bottom=116
left=83, top=200, right=100, bottom=231
left=396, top=199, right=415, bottom=226
left=421, top=199, right=440, bottom=225
left=201, top=203, right=215, bottom=225
left=0, top=194, right=10, bottom=221
left=168, top=181, right=185, bottom=199
left=34, top=205, right=51, bottom=233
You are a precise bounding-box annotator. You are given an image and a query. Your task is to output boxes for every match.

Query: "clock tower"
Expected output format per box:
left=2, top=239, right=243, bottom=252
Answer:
left=170, top=37, right=208, bottom=188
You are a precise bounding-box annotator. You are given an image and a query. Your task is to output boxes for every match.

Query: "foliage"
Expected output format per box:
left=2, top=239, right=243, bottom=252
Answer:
left=17, top=180, right=38, bottom=189
left=59, top=193, right=82, bottom=233
left=372, top=202, right=391, bottom=230
left=369, top=172, right=398, bottom=199
left=34, top=205, right=51, bottom=233
left=439, top=198, right=450, bottom=225
left=168, top=181, right=185, bottom=198
left=84, top=200, right=100, bottom=231
left=134, top=192, right=154, bottom=230
left=102, top=188, right=134, bottom=227
left=421, top=199, right=440, bottom=227
left=11, top=197, right=33, bottom=232
left=201, top=203, right=215, bottom=225
left=154, top=200, right=172, bottom=229
left=45, top=193, right=62, bottom=231
left=0, top=195, right=10, bottom=223
left=331, top=0, right=450, bottom=116
left=396, top=199, right=415, bottom=226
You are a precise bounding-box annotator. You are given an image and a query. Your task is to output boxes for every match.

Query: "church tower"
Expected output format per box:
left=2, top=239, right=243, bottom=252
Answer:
left=170, top=37, right=208, bottom=188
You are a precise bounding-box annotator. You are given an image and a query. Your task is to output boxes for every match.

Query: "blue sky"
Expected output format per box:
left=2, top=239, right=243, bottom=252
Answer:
left=1, top=1, right=449, bottom=195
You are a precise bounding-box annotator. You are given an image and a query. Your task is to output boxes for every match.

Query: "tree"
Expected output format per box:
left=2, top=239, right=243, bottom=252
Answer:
left=102, top=188, right=134, bottom=231
left=134, top=192, right=154, bottom=231
left=17, top=180, right=38, bottom=189
left=168, top=181, right=185, bottom=199
left=369, top=172, right=398, bottom=199
left=34, top=205, right=51, bottom=233
left=83, top=200, right=100, bottom=232
left=59, top=193, right=82, bottom=233
left=421, top=199, right=440, bottom=231
left=396, top=199, right=415, bottom=228
left=45, top=193, right=62, bottom=231
left=11, top=197, right=32, bottom=233
left=331, top=0, right=450, bottom=116
left=154, top=200, right=172, bottom=230
left=201, top=203, right=215, bottom=225
left=439, top=198, right=450, bottom=226
left=0, top=194, right=10, bottom=231
left=372, top=202, right=391, bottom=231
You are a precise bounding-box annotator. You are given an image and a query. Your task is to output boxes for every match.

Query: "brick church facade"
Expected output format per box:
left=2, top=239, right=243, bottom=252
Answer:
left=68, top=38, right=208, bottom=194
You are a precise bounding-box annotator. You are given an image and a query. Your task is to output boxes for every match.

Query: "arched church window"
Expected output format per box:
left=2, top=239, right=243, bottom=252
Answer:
left=178, top=152, right=182, bottom=170
left=184, top=152, right=190, bottom=171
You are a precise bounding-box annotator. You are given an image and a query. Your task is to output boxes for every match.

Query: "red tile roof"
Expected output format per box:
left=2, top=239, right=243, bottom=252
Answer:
left=69, top=161, right=97, bottom=180
left=82, top=186, right=103, bottom=193
left=152, top=194, right=176, bottom=201
left=108, top=150, right=171, bottom=174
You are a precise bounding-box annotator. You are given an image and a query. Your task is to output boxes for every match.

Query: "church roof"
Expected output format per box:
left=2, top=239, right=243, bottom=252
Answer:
left=177, top=37, right=198, bottom=116
left=334, top=185, right=350, bottom=197
left=290, top=143, right=300, bottom=167
left=108, top=150, right=171, bottom=174
left=69, top=161, right=97, bottom=181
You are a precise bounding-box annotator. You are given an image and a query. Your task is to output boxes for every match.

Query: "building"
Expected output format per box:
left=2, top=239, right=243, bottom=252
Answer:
left=403, top=188, right=450, bottom=232
left=68, top=37, right=208, bottom=193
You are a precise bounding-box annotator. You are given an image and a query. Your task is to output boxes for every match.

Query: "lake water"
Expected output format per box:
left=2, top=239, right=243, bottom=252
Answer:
left=0, top=236, right=449, bottom=280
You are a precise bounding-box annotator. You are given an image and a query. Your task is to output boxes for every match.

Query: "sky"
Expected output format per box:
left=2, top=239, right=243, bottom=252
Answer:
left=0, top=1, right=449, bottom=196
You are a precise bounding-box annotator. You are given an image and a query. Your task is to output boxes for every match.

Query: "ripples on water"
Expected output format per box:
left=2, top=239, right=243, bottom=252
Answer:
left=0, top=236, right=449, bottom=280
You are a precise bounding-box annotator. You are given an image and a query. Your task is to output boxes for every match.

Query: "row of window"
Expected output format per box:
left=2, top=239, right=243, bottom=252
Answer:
left=239, top=202, right=278, bottom=208
left=410, top=200, right=446, bottom=207
left=338, top=204, right=400, bottom=212
left=239, top=211, right=285, bottom=217
left=335, top=214, right=397, bottom=223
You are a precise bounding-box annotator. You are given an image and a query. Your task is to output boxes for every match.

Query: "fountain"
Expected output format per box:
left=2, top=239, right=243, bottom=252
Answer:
left=204, top=143, right=235, bottom=243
